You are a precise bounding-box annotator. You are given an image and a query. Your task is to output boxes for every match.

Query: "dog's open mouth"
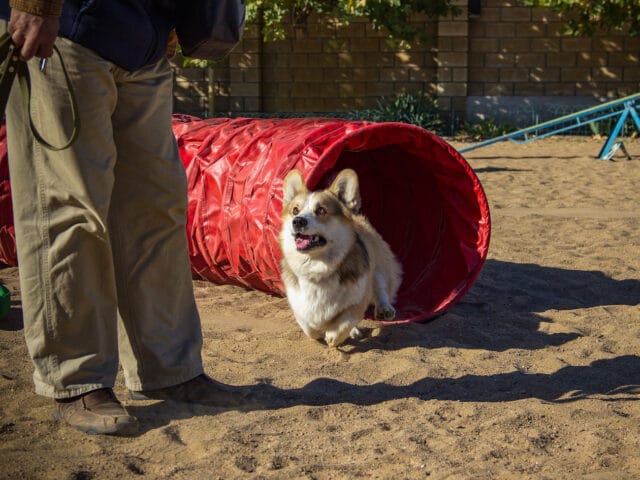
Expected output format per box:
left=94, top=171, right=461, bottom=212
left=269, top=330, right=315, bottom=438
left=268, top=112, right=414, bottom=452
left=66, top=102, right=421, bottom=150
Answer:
left=295, top=233, right=327, bottom=251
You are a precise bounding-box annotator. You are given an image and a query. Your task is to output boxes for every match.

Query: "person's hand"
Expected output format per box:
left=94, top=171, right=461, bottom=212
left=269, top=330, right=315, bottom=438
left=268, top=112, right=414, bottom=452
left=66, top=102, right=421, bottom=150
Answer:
left=7, top=9, right=59, bottom=61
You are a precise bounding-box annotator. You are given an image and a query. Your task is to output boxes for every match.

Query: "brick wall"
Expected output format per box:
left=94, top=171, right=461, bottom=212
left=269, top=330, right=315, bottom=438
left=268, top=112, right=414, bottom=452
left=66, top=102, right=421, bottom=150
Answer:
left=465, top=1, right=639, bottom=125
left=173, top=60, right=213, bottom=117
left=225, top=13, right=440, bottom=114
left=172, top=1, right=640, bottom=126
left=172, top=12, right=440, bottom=117
left=468, top=2, right=640, bottom=98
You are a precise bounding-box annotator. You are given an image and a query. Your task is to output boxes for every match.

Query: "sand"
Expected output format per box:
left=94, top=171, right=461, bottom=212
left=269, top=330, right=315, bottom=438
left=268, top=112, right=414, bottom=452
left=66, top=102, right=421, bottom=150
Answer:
left=1, top=135, right=639, bottom=480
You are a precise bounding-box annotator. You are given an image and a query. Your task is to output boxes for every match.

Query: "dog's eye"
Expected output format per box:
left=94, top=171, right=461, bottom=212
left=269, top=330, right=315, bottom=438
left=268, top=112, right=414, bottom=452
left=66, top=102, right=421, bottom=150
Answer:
left=292, top=206, right=299, bottom=215
left=315, top=206, right=326, bottom=216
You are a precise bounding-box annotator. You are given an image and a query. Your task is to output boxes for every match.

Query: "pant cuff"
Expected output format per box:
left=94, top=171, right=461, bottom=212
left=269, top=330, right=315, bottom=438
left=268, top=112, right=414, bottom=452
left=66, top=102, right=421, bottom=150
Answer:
left=124, top=365, right=204, bottom=392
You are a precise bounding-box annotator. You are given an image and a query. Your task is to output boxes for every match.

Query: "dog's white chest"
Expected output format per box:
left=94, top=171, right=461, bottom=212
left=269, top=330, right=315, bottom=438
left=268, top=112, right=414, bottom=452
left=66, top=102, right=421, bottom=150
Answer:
left=286, top=275, right=367, bottom=327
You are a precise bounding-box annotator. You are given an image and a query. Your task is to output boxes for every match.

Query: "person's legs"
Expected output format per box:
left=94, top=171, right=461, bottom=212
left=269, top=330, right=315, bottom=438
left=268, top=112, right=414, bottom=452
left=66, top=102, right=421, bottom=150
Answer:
left=107, top=58, right=204, bottom=391
left=4, top=18, right=250, bottom=418
left=6, top=34, right=122, bottom=399
left=108, top=58, right=253, bottom=408
left=108, top=59, right=258, bottom=408
left=3, top=29, right=137, bottom=434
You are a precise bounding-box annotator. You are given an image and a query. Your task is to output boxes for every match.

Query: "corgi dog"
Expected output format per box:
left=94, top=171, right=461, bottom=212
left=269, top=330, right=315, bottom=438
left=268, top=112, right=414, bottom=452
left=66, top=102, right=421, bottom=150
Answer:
left=278, top=168, right=402, bottom=347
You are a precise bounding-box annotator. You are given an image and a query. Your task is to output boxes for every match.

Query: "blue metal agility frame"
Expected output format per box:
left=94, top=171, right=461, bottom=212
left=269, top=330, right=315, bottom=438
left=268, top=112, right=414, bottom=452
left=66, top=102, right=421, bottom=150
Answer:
left=459, top=93, right=640, bottom=160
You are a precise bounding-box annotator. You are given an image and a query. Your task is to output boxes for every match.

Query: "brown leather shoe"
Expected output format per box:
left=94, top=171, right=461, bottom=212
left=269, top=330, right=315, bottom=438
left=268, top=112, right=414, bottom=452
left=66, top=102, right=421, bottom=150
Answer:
left=53, top=388, right=137, bottom=435
left=128, top=374, right=253, bottom=407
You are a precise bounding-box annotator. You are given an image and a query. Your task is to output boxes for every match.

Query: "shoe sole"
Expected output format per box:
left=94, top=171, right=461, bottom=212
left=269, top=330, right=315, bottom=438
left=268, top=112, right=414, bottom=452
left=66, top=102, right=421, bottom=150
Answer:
left=128, top=391, right=156, bottom=401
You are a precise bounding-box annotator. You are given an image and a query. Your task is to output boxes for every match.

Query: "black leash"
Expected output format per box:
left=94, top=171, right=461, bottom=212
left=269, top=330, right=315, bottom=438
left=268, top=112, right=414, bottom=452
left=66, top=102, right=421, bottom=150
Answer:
left=0, top=32, right=80, bottom=150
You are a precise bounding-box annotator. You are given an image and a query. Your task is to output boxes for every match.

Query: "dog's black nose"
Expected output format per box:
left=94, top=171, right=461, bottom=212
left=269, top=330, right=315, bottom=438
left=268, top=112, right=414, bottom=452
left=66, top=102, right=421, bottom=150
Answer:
left=292, top=216, right=307, bottom=230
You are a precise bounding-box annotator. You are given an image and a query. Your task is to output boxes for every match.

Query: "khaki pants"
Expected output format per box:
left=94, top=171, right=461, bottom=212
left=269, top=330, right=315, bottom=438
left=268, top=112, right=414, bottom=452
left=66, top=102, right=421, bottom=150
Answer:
left=4, top=29, right=204, bottom=398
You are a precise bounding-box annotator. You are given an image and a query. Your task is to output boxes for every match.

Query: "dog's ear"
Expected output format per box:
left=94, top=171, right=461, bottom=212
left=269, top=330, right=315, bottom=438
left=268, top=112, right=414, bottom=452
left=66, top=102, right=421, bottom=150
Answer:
left=283, top=169, right=307, bottom=205
left=329, top=169, right=361, bottom=213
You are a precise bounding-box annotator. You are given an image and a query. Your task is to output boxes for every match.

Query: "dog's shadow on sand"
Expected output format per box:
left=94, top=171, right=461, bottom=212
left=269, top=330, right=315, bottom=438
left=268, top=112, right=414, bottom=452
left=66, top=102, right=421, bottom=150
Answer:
left=291, top=355, right=640, bottom=405
left=350, top=259, right=640, bottom=354
left=127, top=354, right=640, bottom=435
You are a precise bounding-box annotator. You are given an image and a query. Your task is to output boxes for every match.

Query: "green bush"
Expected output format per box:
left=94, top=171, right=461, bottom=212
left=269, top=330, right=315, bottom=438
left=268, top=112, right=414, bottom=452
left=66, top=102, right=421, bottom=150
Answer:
left=588, top=117, right=636, bottom=137
left=346, top=93, right=444, bottom=133
left=232, top=93, right=444, bottom=133
left=461, top=119, right=516, bottom=140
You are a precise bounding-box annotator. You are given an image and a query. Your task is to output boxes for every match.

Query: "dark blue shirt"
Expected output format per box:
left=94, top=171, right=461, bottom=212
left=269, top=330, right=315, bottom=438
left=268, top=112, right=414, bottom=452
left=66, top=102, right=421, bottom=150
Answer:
left=0, top=0, right=176, bottom=71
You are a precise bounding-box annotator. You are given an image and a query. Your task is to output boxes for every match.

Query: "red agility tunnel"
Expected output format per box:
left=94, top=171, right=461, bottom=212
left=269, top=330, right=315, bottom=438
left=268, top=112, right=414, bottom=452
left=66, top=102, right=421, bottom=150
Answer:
left=172, top=115, right=490, bottom=324
left=0, top=125, right=16, bottom=269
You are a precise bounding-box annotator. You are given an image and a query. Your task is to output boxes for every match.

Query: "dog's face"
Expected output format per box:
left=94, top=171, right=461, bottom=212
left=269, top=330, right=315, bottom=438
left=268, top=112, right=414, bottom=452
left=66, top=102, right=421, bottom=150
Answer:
left=280, top=169, right=361, bottom=257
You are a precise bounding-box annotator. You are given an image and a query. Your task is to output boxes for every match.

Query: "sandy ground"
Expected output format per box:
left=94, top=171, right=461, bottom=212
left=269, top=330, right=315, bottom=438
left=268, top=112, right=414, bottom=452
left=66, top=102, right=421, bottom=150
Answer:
left=1, top=135, right=640, bottom=480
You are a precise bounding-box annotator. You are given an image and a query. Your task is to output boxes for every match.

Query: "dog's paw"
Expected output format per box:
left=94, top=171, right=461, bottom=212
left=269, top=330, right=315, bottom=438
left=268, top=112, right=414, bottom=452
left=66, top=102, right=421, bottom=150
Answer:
left=349, top=327, right=363, bottom=340
left=374, top=304, right=396, bottom=321
left=324, top=330, right=341, bottom=348
left=324, top=328, right=354, bottom=348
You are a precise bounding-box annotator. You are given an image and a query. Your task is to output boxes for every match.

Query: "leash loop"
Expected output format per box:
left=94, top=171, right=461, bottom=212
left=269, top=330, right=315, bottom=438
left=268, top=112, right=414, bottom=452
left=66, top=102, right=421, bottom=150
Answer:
left=0, top=32, right=80, bottom=151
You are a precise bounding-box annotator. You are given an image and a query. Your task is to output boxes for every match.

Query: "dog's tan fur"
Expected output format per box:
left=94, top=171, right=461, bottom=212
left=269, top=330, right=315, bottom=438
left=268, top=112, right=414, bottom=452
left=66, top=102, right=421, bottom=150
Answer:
left=279, top=168, right=402, bottom=347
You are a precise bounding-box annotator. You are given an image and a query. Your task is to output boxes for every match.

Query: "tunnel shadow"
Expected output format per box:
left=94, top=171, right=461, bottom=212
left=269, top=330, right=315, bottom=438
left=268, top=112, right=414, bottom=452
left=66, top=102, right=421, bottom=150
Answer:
left=351, top=259, right=640, bottom=353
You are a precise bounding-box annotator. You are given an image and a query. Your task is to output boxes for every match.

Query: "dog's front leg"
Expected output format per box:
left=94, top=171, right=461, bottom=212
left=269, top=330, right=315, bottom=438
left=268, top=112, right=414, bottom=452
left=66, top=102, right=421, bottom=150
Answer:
left=324, top=307, right=363, bottom=347
left=295, top=317, right=324, bottom=341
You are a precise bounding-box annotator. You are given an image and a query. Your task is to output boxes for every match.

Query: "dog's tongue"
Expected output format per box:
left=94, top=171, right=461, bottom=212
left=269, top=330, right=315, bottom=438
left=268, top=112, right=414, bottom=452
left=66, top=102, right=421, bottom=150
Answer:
left=295, top=234, right=312, bottom=250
